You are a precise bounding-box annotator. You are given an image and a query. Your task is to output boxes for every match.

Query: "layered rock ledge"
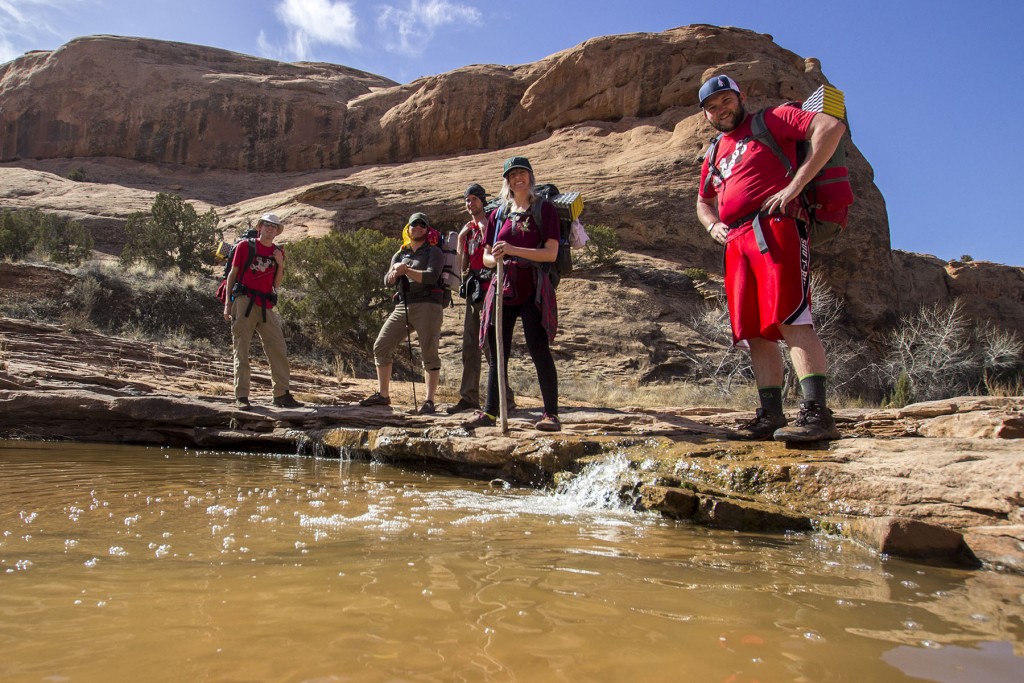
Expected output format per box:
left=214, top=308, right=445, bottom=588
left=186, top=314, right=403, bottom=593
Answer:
left=1, top=317, right=1021, bottom=573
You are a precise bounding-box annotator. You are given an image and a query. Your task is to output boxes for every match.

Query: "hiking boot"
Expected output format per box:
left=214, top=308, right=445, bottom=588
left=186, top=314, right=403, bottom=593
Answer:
left=235, top=396, right=252, bottom=410
left=734, top=408, right=788, bottom=441
left=272, top=392, right=303, bottom=409
left=773, top=400, right=841, bottom=442
left=417, top=400, right=436, bottom=415
left=462, top=411, right=496, bottom=430
left=359, top=392, right=391, bottom=407
left=535, top=413, right=561, bottom=432
left=446, top=398, right=479, bottom=415
left=506, top=394, right=517, bottom=411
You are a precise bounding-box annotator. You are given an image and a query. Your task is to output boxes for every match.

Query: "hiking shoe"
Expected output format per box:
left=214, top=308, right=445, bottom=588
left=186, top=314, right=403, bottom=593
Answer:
left=272, top=392, right=303, bottom=409
left=359, top=392, right=391, bottom=407
left=446, top=398, right=479, bottom=414
left=462, top=411, right=496, bottom=429
left=734, top=408, right=788, bottom=440
left=417, top=400, right=436, bottom=415
left=773, top=400, right=841, bottom=442
left=235, top=396, right=252, bottom=409
left=506, top=394, right=517, bottom=411
left=535, top=413, right=561, bottom=432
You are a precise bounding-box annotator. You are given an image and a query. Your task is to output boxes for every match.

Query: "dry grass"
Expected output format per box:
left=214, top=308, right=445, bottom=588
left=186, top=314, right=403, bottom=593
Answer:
left=557, top=372, right=759, bottom=410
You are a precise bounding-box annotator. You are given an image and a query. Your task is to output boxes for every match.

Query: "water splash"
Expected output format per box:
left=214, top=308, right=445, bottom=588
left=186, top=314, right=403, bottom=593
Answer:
left=550, top=453, right=638, bottom=512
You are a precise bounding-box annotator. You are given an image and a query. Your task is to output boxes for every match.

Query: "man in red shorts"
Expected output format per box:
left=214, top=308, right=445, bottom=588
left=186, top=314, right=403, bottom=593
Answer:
left=695, top=75, right=846, bottom=442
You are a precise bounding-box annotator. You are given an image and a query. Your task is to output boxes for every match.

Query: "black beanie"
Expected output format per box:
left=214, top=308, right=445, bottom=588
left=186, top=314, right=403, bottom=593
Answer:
left=464, top=183, right=486, bottom=202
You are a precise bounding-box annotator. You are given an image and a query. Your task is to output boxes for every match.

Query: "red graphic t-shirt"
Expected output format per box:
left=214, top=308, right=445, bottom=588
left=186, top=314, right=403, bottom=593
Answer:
left=698, top=106, right=816, bottom=226
left=232, top=240, right=280, bottom=306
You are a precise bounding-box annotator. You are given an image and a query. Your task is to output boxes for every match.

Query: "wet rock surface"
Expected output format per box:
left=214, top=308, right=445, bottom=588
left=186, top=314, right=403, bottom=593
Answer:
left=1, top=316, right=1021, bottom=573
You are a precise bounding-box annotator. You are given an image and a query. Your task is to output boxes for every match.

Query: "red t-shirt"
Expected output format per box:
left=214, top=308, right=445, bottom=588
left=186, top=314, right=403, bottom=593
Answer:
left=232, top=239, right=280, bottom=305
left=699, top=106, right=816, bottom=226
left=486, top=201, right=560, bottom=306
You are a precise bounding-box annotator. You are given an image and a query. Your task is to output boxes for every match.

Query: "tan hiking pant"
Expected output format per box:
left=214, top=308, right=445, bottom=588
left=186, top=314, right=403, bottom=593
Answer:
left=230, top=295, right=290, bottom=399
left=373, top=301, right=443, bottom=372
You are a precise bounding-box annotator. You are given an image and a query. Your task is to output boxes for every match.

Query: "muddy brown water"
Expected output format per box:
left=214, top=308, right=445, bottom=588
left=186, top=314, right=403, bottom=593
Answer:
left=1, top=440, right=1021, bottom=682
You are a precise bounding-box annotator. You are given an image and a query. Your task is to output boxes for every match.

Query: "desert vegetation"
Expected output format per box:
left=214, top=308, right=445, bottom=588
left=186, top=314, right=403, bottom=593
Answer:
left=0, top=209, right=94, bottom=266
left=1, top=196, right=1020, bottom=407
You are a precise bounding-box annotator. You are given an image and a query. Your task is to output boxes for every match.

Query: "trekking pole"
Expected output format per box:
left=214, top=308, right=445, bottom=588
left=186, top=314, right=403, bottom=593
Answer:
left=401, top=276, right=418, bottom=411
left=495, top=258, right=508, bottom=434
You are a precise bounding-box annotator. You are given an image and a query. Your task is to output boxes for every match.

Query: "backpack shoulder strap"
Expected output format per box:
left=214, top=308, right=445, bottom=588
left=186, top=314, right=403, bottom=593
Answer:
left=532, top=198, right=550, bottom=248
left=701, top=134, right=724, bottom=194
left=750, top=107, right=793, bottom=176
left=237, top=238, right=263, bottom=286
left=489, top=203, right=507, bottom=246
left=243, top=238, right=259, bottom=271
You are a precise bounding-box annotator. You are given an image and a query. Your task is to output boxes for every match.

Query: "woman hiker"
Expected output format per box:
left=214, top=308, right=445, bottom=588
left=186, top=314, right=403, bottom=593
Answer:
left=463, top=156, right=562, bottom=432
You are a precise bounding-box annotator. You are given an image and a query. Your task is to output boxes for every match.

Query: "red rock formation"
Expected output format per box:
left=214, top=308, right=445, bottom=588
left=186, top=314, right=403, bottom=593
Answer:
left=1, top=27, right=1020, bottom=337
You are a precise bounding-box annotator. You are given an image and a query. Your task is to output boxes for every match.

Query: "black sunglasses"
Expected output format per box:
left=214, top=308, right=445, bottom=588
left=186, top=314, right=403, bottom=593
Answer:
left=411, top=221, right=427, bottom=227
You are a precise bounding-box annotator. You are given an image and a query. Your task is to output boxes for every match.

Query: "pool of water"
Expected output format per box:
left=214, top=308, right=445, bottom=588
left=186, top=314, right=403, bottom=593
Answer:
left=1, top=440, right=1021, bottom=682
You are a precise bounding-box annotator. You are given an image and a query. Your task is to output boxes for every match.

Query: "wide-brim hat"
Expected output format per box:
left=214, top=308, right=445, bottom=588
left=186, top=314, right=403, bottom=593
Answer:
left=259, top=212, right=284, bottom=227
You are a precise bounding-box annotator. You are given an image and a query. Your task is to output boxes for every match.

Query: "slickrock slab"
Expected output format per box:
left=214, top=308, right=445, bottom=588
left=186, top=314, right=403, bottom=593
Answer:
left=1, top=315, right=1022, bottom=571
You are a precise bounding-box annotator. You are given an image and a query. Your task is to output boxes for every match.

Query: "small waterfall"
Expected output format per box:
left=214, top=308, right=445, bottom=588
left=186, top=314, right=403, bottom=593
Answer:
left=550, top=452, right=639, bottom=512
left=294, top=434, right=355, bottom=461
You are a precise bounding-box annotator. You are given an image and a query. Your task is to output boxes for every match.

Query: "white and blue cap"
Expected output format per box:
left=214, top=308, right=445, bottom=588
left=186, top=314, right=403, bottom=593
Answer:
left=698, top=75, right=741, bottom=107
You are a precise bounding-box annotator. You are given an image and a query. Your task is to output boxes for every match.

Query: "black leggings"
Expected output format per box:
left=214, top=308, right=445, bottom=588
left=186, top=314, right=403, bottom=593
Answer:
left=483, top=300, right=558, bottom=416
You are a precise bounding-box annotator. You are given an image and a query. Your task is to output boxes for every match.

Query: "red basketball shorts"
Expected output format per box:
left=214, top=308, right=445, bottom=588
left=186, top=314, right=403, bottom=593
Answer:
left=724, top=215, right=812, bottom=345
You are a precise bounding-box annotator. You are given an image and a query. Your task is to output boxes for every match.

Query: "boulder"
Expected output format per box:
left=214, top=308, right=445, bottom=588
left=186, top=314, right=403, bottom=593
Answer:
left=848, top=517, right=981, bottom=568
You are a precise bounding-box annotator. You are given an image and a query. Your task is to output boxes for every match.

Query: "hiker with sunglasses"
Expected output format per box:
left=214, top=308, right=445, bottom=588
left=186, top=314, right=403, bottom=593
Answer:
left=359, top=212, right=444, bottom=415
left=695, top=75, right=846, bottom=442
left=463, top=157, right=561, bottom=432
left=222, top=212, right=302, bottom=410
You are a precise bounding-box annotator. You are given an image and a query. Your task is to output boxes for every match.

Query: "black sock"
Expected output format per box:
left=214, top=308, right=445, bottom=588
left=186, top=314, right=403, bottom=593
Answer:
left=800, top=375, right=828, bottom=405
left=758, top=386, right=783, bottom=417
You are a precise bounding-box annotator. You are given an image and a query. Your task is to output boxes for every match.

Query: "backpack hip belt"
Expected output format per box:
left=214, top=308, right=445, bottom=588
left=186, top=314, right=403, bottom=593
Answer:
left=728, top=210, right=806, bottom=255
left=232, top=282, right=278, bottom=321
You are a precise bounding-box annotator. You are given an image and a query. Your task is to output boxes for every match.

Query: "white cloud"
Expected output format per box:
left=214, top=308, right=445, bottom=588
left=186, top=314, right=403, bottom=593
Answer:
left=0, top=34, right=17, bottom=64
left=273, top=0, right=359, bottom=61
left=377, top=0, right=481, bottom=56
left=0, top=0, right=83, bottom=63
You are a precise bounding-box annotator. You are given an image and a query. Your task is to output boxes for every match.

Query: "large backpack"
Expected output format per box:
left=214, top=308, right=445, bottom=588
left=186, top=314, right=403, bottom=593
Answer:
left=214, top=229, right=273, bottom=304
left=489, top=183, right=583, bottom=288
left=703, top=96, right=853, bottom=252
left=439, top=230, right=460, bottom=307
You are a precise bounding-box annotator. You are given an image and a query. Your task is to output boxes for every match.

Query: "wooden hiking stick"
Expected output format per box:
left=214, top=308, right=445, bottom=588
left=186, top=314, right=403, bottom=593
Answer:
left=495, top=259, right=508, bottom=434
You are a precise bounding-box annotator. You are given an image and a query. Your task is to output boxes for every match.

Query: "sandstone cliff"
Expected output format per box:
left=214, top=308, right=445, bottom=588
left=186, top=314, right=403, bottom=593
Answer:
left=1, top=27, right=1021, bottom=339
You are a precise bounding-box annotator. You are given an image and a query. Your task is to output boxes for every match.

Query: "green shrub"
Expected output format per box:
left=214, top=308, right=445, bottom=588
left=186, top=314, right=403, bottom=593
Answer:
left=279, top=228, right=399, bottom=355
left=574, top=223, right=620, bottom=269
left=66, top=167, right=87, bottom=182
left=0, top=209, right=93, bottom=265
left=120, top=193, right=220, bottom=274
left=886, top=371, right=914, bottom=408
left=681, top=267, right=709, bottom=281
left=0, top=209, right=40, bottom=260
left=37, top=213, right=94, bottom=265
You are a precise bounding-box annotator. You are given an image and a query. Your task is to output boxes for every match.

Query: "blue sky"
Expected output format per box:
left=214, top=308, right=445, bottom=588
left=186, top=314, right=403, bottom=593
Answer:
left=2, top=0, right=1021, bottom=266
